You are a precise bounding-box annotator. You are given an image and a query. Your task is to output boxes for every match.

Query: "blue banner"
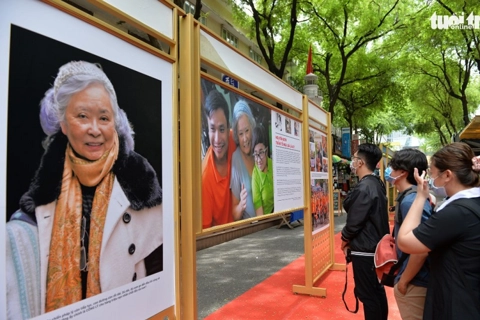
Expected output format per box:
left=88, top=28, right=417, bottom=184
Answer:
left=341, top=128, right=351, bottom=158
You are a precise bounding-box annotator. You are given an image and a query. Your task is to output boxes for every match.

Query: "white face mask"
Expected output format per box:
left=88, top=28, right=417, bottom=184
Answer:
left=350, top=161, right=357, bottom=175
left=429, top=174, right=447, bottom=198
left=350, top=156, right=362, bottom=176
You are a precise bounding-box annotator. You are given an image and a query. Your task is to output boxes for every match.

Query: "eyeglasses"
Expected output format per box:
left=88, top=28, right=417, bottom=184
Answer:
left=426, top=168, right=443, bottom=179
left=80, top=216, right=88, bottom=272
left=352, top=156, right=363, bottom=163
left=253, top=148, right=268, bottom=160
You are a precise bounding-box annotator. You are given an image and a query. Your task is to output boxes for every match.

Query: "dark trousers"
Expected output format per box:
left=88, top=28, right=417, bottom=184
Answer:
left=351, top=255, right=388, bottom=320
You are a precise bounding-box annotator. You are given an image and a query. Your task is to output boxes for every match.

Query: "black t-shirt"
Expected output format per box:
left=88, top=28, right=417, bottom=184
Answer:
left=413, top=197, right=480, bottom=319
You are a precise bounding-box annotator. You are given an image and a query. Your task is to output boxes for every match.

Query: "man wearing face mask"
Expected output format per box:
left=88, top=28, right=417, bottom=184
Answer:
left=387, top=149, right=433, bottom=320
left=341, top=143, right=389, bottom=320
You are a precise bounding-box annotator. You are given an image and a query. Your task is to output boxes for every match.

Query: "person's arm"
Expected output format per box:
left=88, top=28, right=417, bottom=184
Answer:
left=397, top=168, right=431, bottom=254
left=231, top=156, right=247, bottom=221
left=232, top=186, right=247, bottom=221
left=202, top=155, right=214, bottom=229
left=341, top=185, right=373, bottom=242
left=396, top=194, right=432, bottom=293
left=202, top=179, right=213, bottom=229
left=267, top=160, right=274, bottom=214
left=396, top=253, right=428, bottom=294
left=255, top=206, right=264, bottom=216
left=252, top=167, right=264, bottom=216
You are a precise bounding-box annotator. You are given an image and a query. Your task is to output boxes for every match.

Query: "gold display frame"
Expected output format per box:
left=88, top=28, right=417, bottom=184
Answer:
left=196, top=71, right=306, bottom=236
left=43, top=0, right=176, bottom=62
left=178, top=13, right=201, bottom=320
left=199, top=25, right=304, bottom=114
left=292, top=100, right=345, bottom=297
left=380, top=144, right=397, bottom=219
left=39, top=0, right=182, bottom=319
left=31, top=0, right=351, bottom=317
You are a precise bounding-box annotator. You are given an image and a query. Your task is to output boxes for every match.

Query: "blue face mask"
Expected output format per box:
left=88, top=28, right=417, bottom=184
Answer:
left=384, top=167, right=402, bottom=184
left=429, top=176, right=447, bottom=198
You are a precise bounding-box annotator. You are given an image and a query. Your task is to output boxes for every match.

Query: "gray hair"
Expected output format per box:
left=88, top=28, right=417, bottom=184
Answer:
left=39, top=61, right=134, bottom=151
left=232, top=99, right=256, bottom=146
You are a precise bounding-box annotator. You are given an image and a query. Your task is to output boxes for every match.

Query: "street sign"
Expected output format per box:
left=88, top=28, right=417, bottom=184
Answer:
left=222, top=74, right=239, bottom=88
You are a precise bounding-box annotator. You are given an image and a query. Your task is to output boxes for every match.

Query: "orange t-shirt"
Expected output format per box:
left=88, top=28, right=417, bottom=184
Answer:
left=202, top=133, right=236, bottom=229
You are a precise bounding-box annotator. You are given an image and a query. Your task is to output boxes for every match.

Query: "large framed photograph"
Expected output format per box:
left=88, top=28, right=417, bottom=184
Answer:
left=200, top=77, right=273, bottom=229
left=309, top=128, right=330, bottom=234
left=200, top=77, right=304, bottom=230
left=0, top=0, right=175, bottom=319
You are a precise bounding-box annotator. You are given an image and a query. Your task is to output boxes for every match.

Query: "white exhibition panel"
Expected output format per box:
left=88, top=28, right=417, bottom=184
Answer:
left=271, top=111, right=305, bottom=211
left=308, top=101, right=327, bottom=125
left=103, top=0, right=174, bottom=39
left=0, top=0, right=175, bottom=319
left=200, top=30, right=303, bottom=111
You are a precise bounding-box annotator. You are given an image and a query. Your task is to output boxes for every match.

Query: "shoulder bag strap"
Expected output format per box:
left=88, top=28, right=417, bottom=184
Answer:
left=392, top=189, right=414, bottom=262
left=388, top=251, right=409, bottom=276
left=395, top=187, right=415, bottom=226
left=341, top=258, right=359, bottom=313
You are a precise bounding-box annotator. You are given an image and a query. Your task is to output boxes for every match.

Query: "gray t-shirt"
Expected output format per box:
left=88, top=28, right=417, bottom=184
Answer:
left=230, top=148, right=255, bottom=219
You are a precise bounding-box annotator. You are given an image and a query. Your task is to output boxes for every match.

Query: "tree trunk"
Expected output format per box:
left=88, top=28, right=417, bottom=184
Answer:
left=194, top=0, right=202, bottom=20
left=173, top=0, right=185, bottom=8
left=433, top=119, right=447, bottom=146
left=461, top=95, right=470, bottom=126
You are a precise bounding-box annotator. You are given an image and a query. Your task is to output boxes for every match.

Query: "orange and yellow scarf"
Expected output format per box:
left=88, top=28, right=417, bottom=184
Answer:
left=45, top=133, right=119, bottom=312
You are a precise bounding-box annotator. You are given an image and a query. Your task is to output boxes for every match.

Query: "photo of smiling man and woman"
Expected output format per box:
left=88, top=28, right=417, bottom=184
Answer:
left=200, top=78, right=273, bottom=229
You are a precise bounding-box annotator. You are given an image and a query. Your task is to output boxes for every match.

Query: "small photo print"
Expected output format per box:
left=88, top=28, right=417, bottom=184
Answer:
left=275, top=113, right=283, bottom=131
left=285, top=117, right=291, bottom=134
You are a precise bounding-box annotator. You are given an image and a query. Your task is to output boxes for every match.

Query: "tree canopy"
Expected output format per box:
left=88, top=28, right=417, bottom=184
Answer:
left=196, top=0, right=480, bottom=147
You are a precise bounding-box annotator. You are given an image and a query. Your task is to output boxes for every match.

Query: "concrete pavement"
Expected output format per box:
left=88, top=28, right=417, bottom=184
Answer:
left=196, top=213, right=348, bottom=319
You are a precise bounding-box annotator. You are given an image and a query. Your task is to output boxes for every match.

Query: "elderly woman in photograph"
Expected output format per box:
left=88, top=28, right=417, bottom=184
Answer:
left=251, top=125, right=274, bottom=215
left=230, top=100, right=256, bottom=220
left=6, top=61, right=163, bottom=318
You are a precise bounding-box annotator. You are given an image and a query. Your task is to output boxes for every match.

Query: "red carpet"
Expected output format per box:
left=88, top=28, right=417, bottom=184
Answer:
left=205, top=232, right=401, bottom=320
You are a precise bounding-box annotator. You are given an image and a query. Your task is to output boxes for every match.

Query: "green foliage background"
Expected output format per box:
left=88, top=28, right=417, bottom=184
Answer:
left=225, top=0, right=480, bottom=150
